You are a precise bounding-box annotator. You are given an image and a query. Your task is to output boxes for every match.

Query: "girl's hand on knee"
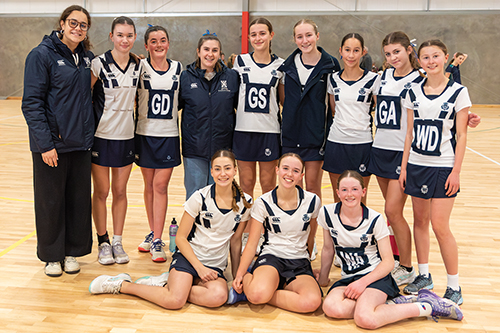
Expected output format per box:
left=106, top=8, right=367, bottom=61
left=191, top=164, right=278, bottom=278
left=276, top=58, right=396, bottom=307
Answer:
left=445, top=171, right=460, bottom=196
left=197, top=266, right=219, bottom=282
left=344, top=280, right=367, bottom=300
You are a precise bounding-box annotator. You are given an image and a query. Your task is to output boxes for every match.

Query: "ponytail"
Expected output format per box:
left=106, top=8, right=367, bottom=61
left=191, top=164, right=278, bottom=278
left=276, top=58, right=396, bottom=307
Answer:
left=231, top=179, right=252, bottom=212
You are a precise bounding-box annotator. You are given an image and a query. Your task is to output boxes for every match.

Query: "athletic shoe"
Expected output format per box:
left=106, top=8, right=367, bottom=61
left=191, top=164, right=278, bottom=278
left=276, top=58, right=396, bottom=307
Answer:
left=227, top=287, right=248, bottom=305
left=386, top=295, right=418, bottom=304
left=138, top=231, right=154, bottom=252
left=150, top=239, right=167, bottom=262
left=443, top=286, right=463, bottom=305
left=45, top=262, right=62, bottom=277
left=112, top=242, right=130, bottom=264
left=98, top=243, right=115, bottom=265
left=334, top=255, right=341, bottom=268
left=310, top=240, right=318, bottom=261
left=89, top=273, right=132, bottom=295
left=63, top=256, right=80, bottom=274
left=392, top=264, right=417, bottom=286
left=417, top=289, right=463, bottom=321
left=403, top=273, right=434, bottom=295
left=135, top=272, right=169, bottom=287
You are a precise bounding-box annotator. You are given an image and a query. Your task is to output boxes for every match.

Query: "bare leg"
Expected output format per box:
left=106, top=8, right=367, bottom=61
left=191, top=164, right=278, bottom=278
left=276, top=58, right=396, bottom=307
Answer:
left=412, top=197, right=431, bottom=266
left=110, top=164, right=133, bottom=236
left=151, top=168, right=174, bottom=239
left=267, top=275, right=322, bottom=313
left=258, top=160, right=278, bottom=194
left=323, top=286, right=356, bottom=318
left=353, top=289, right=420, bottom=329
left=430, top=198, right=458, bottom=275
left=304, top=160, right=324, bottom=200
left=237, top=160, right=257, bottom=198
left=188, top=277, right=229, bottom=307
left=92, top=164, right=110, bottom=236
left=242, top=265, right=280, bottom=305
left=120, top=269, right=193, bottom=309
left=140, top=167, right=155, bottom=232
left=383, top=178, right=411, bottom=267
left=328, top=172, right=341, bottom=202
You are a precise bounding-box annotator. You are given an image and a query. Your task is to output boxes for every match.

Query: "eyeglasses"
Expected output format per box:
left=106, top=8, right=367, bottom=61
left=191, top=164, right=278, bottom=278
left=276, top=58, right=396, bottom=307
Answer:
left=66, top=18, right=89, bottom=31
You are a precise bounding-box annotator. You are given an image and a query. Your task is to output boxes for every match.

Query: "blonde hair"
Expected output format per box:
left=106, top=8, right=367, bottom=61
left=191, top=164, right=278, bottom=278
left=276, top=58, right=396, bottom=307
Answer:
left=293, top=19, right=318, bottom=37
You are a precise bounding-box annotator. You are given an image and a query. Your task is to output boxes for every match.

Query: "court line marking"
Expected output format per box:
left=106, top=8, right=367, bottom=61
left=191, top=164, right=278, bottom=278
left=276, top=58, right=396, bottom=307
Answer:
left=467, top=147, right=500, bottom=167
left=0, top=231, right=36, bottom=258
left=0, top=115, right=23, bottom=122
left=0, top=140, right=29, bottom=147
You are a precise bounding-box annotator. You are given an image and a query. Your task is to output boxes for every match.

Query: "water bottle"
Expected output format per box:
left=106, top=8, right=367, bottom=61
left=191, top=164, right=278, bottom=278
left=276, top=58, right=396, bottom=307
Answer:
left=169, top=217, right=178, bottom=253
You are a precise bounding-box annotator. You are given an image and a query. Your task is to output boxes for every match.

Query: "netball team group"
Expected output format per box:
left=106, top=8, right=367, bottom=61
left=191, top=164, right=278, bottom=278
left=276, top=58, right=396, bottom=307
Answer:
left=22, top=4, right=481, bottom=328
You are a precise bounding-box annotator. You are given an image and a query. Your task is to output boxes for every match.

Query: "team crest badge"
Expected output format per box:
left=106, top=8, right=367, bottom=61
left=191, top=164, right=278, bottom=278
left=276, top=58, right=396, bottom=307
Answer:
left=234, top=214, right=242, bottom=223
left=360, top=234, right=369, bottom=242
left=172, top=75, right=178, bottom=81
left=441, top=102, right=450, bottom=111
left=421, top=185, right=428, bottom=194
left=265, top=148, right=271, bottom=156
left=404, top=82, right=412, bottom=89
left=359, top=164, right=366, bottom=173
left=358, top=88, right=366, bottom=95
left=329, top=228, right=338, bottom=238
left=396, top=166, right=401, bottom=175
left=219, top=80, right=230, bottom=92
left=302, top=214, right=310, bottom=222
left=271, top=69, right=277, bottom=76
left=83, top=57, right=91, bottom=68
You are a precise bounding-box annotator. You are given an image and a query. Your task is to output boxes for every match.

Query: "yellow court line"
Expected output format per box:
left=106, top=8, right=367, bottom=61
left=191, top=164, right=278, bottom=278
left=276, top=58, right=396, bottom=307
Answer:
left=0, top=230, right=36, bottom=258
left=0, top=196, right=33, bottom=203
left=321, top=184, right=332, bottom=189
left=0, top=140, right=29, bottom=147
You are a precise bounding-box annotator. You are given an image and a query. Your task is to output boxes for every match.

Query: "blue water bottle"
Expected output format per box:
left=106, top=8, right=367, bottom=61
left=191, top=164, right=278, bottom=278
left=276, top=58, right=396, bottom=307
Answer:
left=169, top=217, right=178, bottom=253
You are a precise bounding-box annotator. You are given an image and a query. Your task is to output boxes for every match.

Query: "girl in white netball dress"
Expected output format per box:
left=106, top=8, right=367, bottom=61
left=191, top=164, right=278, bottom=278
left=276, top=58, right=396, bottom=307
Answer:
left=400, top=40, right=471, bottom=305
left=90, top=150, right=252, bottom=309
left=317, top=170, right=463, bottom=329
left=91, top=16, right=141, bottom=265
left=323, top=33, right=380, bottom=202
left=135, top=25, right=182, bottom=262
left=230, top=153, right=322, bottom=314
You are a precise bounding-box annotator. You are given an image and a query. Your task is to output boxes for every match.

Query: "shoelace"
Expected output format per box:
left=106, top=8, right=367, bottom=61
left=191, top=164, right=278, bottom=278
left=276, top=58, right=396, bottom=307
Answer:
left=144, top=231, right=154, bottom=243
left=152, top=241, right=165, bottom=251
left=412, top=275, right=429, bottom=288
left=113, top=242, right=126, bottom=254
left=103, top=278, right=123, bottom=294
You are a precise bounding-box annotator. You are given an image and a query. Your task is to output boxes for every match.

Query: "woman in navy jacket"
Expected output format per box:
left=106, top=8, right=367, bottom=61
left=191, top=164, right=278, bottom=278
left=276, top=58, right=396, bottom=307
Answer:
left=179, top=33, right=239, bottom=200
left=21, top=5, right=94, bottom=277
left=279, top=19, right=340, bottom=201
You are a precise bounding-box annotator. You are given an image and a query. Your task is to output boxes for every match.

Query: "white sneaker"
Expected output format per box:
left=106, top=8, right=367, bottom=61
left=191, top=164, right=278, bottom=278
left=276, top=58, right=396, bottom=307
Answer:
left=150, top=239, right=167, bottom=262
left=45, top=262, right=62, bottom=277
left=98, top=243, right=115, bottom=265
left=89, top=273, right=132, bottom=294
left=135, top=272, right=169, bottom=287
left=392, top=264, right=417, bottom=286
left=112, top=242, right=130, bottom=264
left=334, top=255, right=341, bottom=267
left=63, top=256, right=80, bottom=274
left=138, top=231, right=154, bottom=252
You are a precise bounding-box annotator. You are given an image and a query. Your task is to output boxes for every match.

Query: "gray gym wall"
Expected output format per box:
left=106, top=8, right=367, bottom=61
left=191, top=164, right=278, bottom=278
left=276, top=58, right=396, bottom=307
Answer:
left=1, top=11, right=499, bottom=103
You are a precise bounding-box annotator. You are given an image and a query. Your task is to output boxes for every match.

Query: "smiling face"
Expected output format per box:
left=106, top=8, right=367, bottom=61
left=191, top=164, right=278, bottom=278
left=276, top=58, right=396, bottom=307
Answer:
left=339, top=37, right=365, bottom=69
left=249, top=23, right=274, bottom=53
left=145, top=30, right=169, bottom=60
left=384, top=43, right=412, bottom=70
left=455, top=54, right=465, bottom=65
left=336, top=176, right=366, bottom=208
left=294, top=23, right=319, bottom=55
left=276, top=156, right=304, bottom=189
left=211, top=157, right=237, bottom=187
left=59, top=10, right=88, bottom=50
left=418, top=45, right=448, bottom=75
left=110, top=23, right=136, bottom=54
left=197, top=39, right=221, bottom=71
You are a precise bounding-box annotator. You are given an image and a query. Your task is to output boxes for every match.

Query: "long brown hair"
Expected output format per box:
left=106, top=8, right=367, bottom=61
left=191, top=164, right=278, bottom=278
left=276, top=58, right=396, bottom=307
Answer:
left=382, top=31, right=420, bottom=70
left=211, top=150, right=252, bottom=212
left=57, top=5, right=92, bottom=51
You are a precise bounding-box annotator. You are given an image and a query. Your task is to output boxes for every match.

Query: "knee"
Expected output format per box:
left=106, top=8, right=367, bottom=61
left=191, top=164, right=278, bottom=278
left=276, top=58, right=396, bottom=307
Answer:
left=296, top=294, right=322, bottom=313
left=245, top=285, right=272, bottom=305
left=154, top=183, right=169, bottom=196
left=384, top=206, right=403, bottom=224
left=323, top=299, right=345, bottom=318
left=111, top=187, right=127, bottom=200
left=160, top=293, right=187, bottom=310
left=354, top=313, right=379, bottom=330
left=431, top=224, right=452, bottom=240
left=93, top=187, right=109, bottom=200
left=206, top=288, right=228, bottom=308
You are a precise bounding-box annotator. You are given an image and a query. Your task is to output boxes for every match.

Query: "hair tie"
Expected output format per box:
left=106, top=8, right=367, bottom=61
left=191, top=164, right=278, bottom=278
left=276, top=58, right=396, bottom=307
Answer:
left=410, top=39, right=419, bottom=59
left=203, top=29, right=217, bottom=37
left=148, top=24, right=153, bottom=27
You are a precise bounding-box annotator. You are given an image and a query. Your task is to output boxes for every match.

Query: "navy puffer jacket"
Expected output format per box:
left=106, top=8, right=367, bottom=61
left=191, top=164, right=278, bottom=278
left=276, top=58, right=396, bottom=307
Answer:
left=22, top=31, right=94, bottom=154
left=179, top=61, right=238, bottom=161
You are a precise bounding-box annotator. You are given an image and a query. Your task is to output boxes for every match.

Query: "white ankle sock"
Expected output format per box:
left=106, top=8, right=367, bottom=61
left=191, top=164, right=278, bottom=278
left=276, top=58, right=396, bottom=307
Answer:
left=418, top=264, right=429, bottom=278
left=416, top=302, right=432, bottom=317
left=112, top=235, right=122, bottom=245
left=447, top=273, right=460, bottom=290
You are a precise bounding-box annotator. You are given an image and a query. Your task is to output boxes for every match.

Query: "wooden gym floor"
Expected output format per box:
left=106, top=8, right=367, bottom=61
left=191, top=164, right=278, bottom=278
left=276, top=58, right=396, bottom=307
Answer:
left=0, top=100, right=499, bottom=332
